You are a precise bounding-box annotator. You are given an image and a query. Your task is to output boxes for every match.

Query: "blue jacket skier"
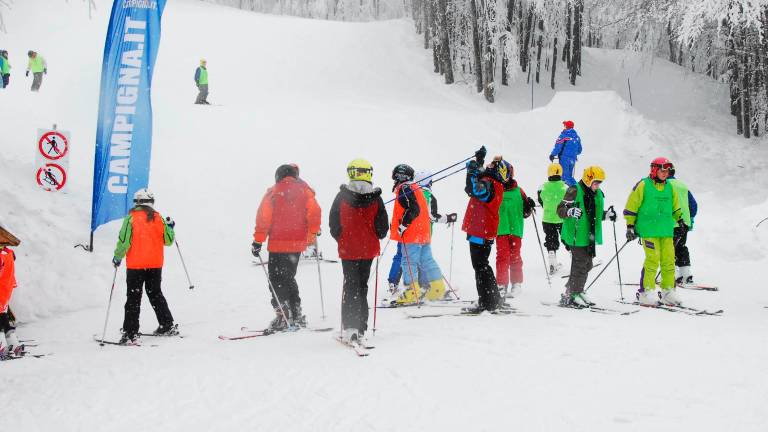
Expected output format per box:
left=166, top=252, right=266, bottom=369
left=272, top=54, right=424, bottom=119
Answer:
left=549, top=120, right=582, bottom=186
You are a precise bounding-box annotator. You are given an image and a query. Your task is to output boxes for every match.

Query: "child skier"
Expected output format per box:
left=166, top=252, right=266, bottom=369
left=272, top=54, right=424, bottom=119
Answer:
left=549, top=120, right=582, bottom=186
left=0, top=225, right=23, bottom=358
left=194, top=59, right=210, bottom=105
left=388, top=164, right=446, bottom=305
left=558, top=166, right=613, bottom=308
left=329, top=159, right=389, bottom=344
left=252, top=164, right=322, bottom=331
left=538, top=163, right=568, bottom=274
left=0, top=50, right=10, bottom=88
left=624, top=157, right=683, bottom=306
left=668, top=166, right=698, bottom=285
left=26, top=50, right=46, bottom=92
left=112, top=189, right=178, bottom=345
left=461, top=148, right=508, bottom=313
left=496, top=162, right=536, bottom=298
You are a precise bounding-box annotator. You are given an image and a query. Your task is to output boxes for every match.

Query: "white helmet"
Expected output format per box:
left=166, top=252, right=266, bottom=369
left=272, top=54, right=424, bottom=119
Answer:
left=133, top=188, right=155, bottom=208
left=415, top=170, right=433, bottom=189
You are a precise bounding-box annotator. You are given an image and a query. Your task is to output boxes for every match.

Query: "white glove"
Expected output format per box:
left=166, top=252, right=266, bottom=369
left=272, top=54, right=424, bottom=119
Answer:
left=567, top=207, right=582, bottom=219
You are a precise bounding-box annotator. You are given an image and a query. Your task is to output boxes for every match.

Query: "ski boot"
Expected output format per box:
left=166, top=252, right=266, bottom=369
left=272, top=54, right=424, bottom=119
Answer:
left=268, top=304, right=294, bottom=332
left=118, top=331, right=140, bottom=346
left=461, top=301, right=486, bottom=314
left=560, top=293, right=589, bottom=308
left=424, top=279, right=446, bottom=301
left=154, top=323, right=180, bottom=336
left=637, top=289, right=658, bottom=306
left=291, top=303, right=307, bottom=328
left=395, top=284, right=421, bottom=305
left=676, top=266, right=693, bottom=286
left=508, top=282, right=522, bottom=298
left=341, top=328, right=360, bottom=345
left=659, top=288, right=682, bottom=306
left=548, top=251, right=562, bottom=275
left=497, top=284, right=508, bottom=299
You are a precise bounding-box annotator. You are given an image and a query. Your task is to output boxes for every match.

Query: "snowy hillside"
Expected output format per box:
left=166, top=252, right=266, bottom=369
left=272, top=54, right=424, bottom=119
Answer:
left=1, top=0, right=768, bottom=431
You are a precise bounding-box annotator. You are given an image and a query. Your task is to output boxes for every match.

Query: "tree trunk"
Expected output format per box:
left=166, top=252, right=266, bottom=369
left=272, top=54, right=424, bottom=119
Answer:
left=535, top=18, right=543, bottom=84
left=423, top=0, right=431, bottom=49
left=551, top=36, right=558, bottom=89
left=569, top=0, right=582, bottom=85
left=563, top=1, right=572, bottom=67
left=469, top=0, right=484, bottom=93
left=667, top=21, right=676, bottom=63
left=521, top=3, right=533, bottom=71
left=436, top=0, right=454, bottom=83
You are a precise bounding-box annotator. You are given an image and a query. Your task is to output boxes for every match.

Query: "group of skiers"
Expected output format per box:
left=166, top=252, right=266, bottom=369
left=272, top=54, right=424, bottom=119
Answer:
left=0, top=50, right=47, bottom=91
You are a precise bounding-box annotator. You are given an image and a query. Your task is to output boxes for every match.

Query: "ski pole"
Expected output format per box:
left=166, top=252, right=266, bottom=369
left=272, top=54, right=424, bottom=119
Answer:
left=448, top=222, right=456, bottom=284
left=384, top=155, right=474, bottom=205
left=175, top=240, right=195, bottom=290
left=442, top=274, right=460, bottom=300
left=584, top=239, right=631, bottom=293
left=401, top=242, right=421, bottom=305
left=257, top=255, right=292, bottom=329
left=98, top=267, right=119, bottom=346
left=313, top=239, right=326, bottom=320
left=530, top=210, right=552, bottom=289
left=611, top=216, right=624, bottom=300
left=373, top=255, right=380, bottom=335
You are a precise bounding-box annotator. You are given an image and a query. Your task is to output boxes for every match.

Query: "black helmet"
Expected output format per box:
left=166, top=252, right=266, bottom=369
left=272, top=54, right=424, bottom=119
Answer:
left=392, top=164, right=414, bottom=183
left=275, top=163, right=299, bottom=182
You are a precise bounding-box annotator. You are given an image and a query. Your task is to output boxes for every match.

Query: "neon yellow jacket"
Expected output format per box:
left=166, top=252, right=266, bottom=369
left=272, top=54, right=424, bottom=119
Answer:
left=624, top=177, right=682, bottom=232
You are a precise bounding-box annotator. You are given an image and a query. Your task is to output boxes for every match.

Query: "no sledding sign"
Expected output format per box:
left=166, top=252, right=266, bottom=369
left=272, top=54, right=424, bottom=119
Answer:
left=35, top=127, right=71, bottom=192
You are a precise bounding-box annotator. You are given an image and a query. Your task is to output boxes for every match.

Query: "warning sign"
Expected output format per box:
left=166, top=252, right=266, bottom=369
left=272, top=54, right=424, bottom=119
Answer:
left=36, top=164, right=67, bottom=192
left=35, top=127, right=71, bottom=192
left=38, top=131, right=69, bottom=160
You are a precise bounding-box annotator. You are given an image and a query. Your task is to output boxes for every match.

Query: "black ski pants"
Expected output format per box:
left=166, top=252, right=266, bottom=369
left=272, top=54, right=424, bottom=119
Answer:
left=267, top=252, right=302, bottom=312
left=566, top=246, right=593, bottom=295
left=123, top=268, right=174, bottom=336
left=0, top=311, right=14, bottom=334
left=542, top=222, right=563, bottom=252
left=469, top=242, right=501, bottom=310
left=673, top=226, right=690, bottom=267
left=341, top=259, right=373, bottom=332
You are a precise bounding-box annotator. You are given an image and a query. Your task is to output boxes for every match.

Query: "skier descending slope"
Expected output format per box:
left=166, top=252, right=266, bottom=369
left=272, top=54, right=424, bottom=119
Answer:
left=538, top=163, right=569, bottom=274
left=252, top=164, right=321, bottom=331
left=549, top=120, right=582, bottom=186
left=667, top=166, right=698, bottom=286
left=329, top=159, right=389, bottom=345
left=495, top=161, right=536, bottom=298
left=461, top=148, right=507, bottom=313
left=624, top=157, right=684, bottom=306
left=112, top=189, right=178, bottom=345
left=558, top=166, right=613, bottom=308
left=388, top=164, right=446, bottom=305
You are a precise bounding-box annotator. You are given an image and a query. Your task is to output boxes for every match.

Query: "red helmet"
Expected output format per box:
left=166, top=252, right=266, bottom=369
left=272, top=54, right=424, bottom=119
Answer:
left=649, top=157, right=673, bottom=179
left=563, top=120, right=575, bottom=129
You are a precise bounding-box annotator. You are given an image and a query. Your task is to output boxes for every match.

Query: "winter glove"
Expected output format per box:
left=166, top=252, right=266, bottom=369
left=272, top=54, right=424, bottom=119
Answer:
left=445, top=213, right=458, bottom=223
left=112, top=257, right=121, bottom=268
left=566, top=207, right=582, bottom=219
left=43, top=68, right=47, bottom=74
left=165, top=216, right=175, bottom=229
left=466, top=160, right=479, bottom=177
left=677, top=218, right=687, bottom=231
left=474, top=146, right=487, bottom=165
left=398, top=224, right=408, bottom=237
left=605, top=206, right=617, bottom=222
left=526, top=197, right=536, bottom=212
left=549, top=155, right=555, bottom=162
left=25, top=70, right=29, bottom=77
left=626, top=225, right=638, bottom=242
left=251, top=241, right=262, bottom=257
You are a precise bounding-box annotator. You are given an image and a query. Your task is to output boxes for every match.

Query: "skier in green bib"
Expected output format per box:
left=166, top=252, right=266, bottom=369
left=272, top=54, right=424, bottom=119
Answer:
left=26, top=50, right=46, bottom=92
left=538, top=162, right=568, bottom=274
left=194, top=59, right=210, bottom=105
left=558, top=166, right=614, bottom=308
left=624, top=157, right=683, bottom=306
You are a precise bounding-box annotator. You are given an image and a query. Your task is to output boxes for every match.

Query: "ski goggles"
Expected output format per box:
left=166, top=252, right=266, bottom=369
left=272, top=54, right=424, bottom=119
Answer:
left=652, top=163, right=674, bottom=171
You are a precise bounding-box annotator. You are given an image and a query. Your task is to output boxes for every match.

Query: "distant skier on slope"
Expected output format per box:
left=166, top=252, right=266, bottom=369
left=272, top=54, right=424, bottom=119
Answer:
left=252, top=164, right=321, bottom=331
left=329, top=159, right=389, bottom=345
left=624, top=157, right=683, bottom=306
left=537, top=163, right=569, bottom=275
left=558, top=166, right=612, bottom=308
left=26, top=50, right=46, bottom=92
left=461, top=148, right=508, bottom=313
left=495, top=160, right=536, bottom=298
left=112, top=189, right=178, bottom=345
left=0, top=50, right=9, bottom=89
left=668, top=166, right=698, bottom=286
left=549, top=120, right=582, bottom=186
left=387, top=164, right=446, bottom=305
left=194, top=59, right=210, bottom=105
left=0, top=227, right=24, bottom=358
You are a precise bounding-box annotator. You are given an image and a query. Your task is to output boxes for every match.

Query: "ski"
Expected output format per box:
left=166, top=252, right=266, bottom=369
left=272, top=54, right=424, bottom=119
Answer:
left=93, top=335, right=158, bottom=347
left=407, top=308, right=518, bottom=319
left=619, top=282, right=719, bottom=292
left=540, top=301, right=638, bottom=315
left=615, top=300, right=722, bottom=316
left=138, top=332, right=185, bottom=338
left=560, top=262, right=603, bottom=278
left=334, top=336, right=369, bottom=357
left=377, top=299, right=474, bottom=309
left=253, top=258, right=339, bottom=266
left=1, top=352, right=52, bottom=361
left=219, top=326, right=333, bottom=341
left=240, top=326, right=334, bottom=333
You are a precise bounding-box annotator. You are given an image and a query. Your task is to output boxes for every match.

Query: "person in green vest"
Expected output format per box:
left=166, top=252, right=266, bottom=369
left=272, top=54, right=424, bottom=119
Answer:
left=538, top=162, right=569, bottom=275
left=194, top=59, right=209, bottom=105
left=624, top=157, right=683, bottom=306
left=26, top=50, right=46, bottom=92
left=495, top=162, right=536, bottom=298
left=0, top=50, right=9, bottom=89
left=668, top=166, right=698, bottom=285
left=558, top=166, right=614, bottom=308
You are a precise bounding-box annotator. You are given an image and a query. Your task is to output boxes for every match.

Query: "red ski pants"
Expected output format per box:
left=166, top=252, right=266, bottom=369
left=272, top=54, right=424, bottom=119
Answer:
left=496, top=235, right=523, bottom=286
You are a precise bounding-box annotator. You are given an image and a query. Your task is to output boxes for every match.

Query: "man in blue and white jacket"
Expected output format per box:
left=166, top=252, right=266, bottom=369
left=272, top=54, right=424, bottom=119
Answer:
left=549, top=120, right=582, bottom=186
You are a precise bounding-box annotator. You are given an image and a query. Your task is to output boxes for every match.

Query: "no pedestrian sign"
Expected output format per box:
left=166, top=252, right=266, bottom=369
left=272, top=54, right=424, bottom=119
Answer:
left=35, top=128, right=71, bottom=192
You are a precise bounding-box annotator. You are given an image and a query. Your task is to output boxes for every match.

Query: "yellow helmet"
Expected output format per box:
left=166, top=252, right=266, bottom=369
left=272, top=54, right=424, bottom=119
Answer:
left=582, top=166, right=606, bottom=187
left=200, top=58, right=207, bottom=65
left=547, top=163, right=563, bottom=177
left=347, top=158, right=373, bottom=182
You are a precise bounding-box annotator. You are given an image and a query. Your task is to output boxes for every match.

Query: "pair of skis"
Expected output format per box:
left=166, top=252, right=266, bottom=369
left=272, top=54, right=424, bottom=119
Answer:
left=94, top=332, right=182, bottom=347
left=218, top=326, right=334, bottom=341
left=540, top=301, right=640, bottom=316
left=616, top=300, right=723, bottom=316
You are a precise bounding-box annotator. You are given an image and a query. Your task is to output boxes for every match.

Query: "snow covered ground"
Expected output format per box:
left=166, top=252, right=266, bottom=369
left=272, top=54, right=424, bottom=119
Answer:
left=1, top=1, right=767, bottom=430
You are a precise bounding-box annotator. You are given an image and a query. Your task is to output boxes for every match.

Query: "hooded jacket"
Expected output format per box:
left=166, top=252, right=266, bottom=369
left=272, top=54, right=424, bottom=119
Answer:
left=329, top=181, right=389, bottom=260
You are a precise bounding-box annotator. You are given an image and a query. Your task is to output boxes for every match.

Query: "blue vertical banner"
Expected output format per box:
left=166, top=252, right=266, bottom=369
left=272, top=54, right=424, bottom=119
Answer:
left=91, top=0, right=167, bottom=233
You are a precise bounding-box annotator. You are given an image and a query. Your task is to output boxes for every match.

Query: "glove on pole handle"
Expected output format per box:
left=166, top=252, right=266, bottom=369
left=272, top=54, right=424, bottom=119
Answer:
left=530, top=211, right=552, bottom=289
left=257, top=255, right=292, bottom=329
left=314, top=240, right=326, bottom=320
left=98, top=267, right=119, bottom=346
left=584, top=239, right=631, bottom=293
left=175, top=240, right=195, bottom=290
left=612, top=220, right=624, bottom=300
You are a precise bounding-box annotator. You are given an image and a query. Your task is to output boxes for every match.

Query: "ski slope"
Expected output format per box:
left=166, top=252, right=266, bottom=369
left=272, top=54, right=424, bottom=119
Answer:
left=1, top=1, right=767, bottom=430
